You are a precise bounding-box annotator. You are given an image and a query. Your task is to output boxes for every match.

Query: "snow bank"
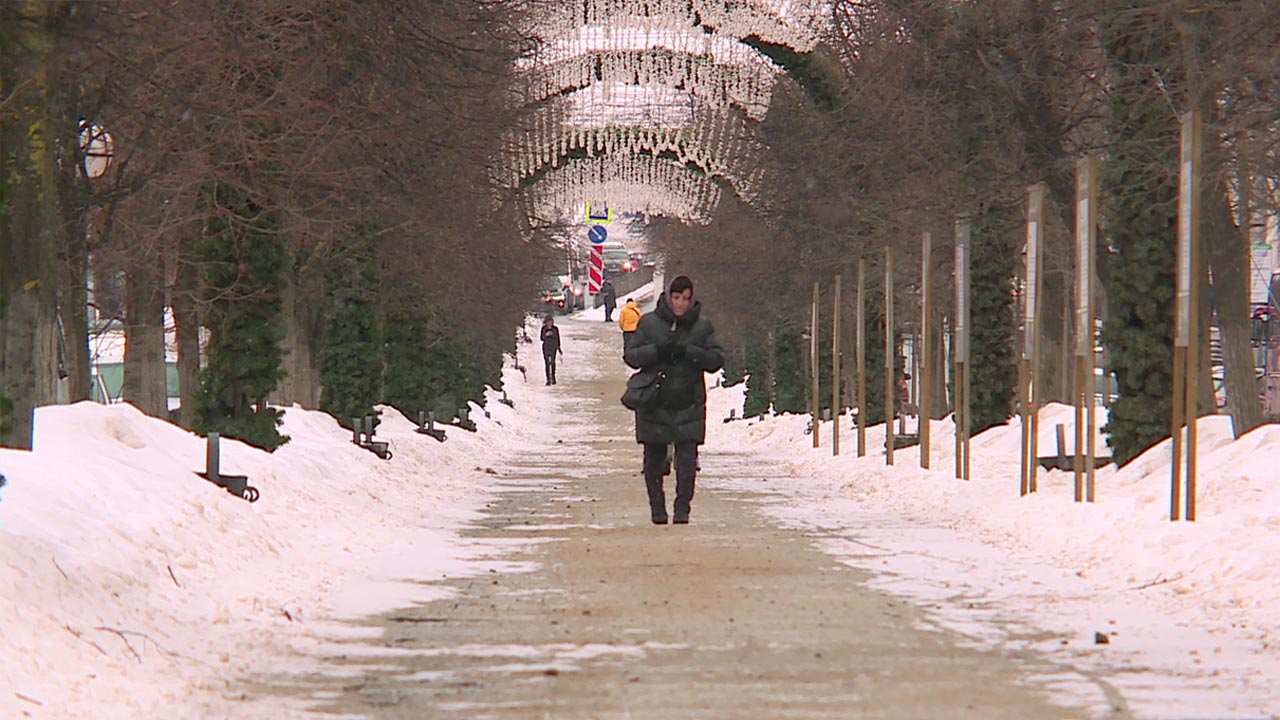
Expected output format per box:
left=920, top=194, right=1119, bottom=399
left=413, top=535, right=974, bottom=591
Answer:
left=710, top=394, right=1280, bottom=715
left=0, top=347, right=551, bottom=719
left=573, top=279, right=658, bottom=323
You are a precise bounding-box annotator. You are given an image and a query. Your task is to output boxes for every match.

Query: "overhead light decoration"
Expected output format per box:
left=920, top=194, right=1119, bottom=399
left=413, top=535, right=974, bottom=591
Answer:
left=501, top=90, right=766, bottom=202
left=507, top=0, right=830, bottom=223
left=528, top=155, right=723, bottom=225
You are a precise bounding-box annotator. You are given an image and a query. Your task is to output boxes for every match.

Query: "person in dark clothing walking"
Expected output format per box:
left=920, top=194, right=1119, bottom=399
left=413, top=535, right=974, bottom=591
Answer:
left=540, top=315, right=563, bottom=385
left=601, top=279, right=618, bottom=322
left=623, top=275, right=723, bottom=524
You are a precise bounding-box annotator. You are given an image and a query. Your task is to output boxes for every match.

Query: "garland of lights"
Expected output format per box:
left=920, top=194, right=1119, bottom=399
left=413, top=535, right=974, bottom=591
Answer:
left=522, top=0, right=825, bottom=53
left=501, top=92, right=766, bottom=202
left=504, top=0, right=828, bottom=222
left=519, top=47, right=777, bottom=120
left=526, top=155, right=723, bottom=224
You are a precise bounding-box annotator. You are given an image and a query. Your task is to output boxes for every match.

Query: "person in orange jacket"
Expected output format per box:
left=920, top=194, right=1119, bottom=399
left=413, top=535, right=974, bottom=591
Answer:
left=617, top=297, right=642, bottom=352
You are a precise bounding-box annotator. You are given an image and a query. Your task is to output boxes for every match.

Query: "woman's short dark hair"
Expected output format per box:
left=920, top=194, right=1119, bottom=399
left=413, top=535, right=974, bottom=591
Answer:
left=669, top=275, right=694, bottom=295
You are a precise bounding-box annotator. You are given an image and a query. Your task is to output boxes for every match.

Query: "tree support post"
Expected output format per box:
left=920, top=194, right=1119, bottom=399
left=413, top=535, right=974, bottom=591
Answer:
left=1172, top=111, right=1203, bottom=521
left=954, top=218, right=972, bottom=480
left=884, top=246, right=895, bottom=465
left=1074, top=155, right=1100, bottom=502
left=856, top=260, right=867, bottom=457
left=832, top=274, right=842, bottom=456
left=1021, top=184, right=1046, bottom=495
left=919, top=232, right=932, bottom=469
left=811, top=281, right=821, bottom=449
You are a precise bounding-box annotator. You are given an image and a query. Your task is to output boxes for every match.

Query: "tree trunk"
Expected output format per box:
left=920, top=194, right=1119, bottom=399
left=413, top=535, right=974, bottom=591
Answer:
left=0, top=8, right=63, bottom=449
left=1206, top=179, right=1264, bottom=435
left=121, top=255, right=168, bottom=418
left=928, top=297, right=948, bottom=417
left=273, top=264, right=323, bottom=409
left=171, top=243, right=202, bottom=429
left=60, top=222, right=91, bottom=402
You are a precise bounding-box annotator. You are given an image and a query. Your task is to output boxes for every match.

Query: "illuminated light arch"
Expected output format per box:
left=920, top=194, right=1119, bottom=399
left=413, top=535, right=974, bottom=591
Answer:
left=500, top=90, right=766, bottom=202
left=524, top=154, right=725, bottom=225
left=522, top=0, right=827, bottom=54
left=518, top=46, right=779, bottom=121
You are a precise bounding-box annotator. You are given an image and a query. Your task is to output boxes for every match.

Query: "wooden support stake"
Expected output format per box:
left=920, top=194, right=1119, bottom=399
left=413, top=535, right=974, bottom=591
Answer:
left=812, top=281, right=821, bottom=449
left=920, top=232, right=932, bottom=469
left=1171, top=346, right=1186, bottom=521
left=1174, top=111, right=1203, bottom=521
left=857, top=260, right=867, bottom=457
left=1022, top=183, right=1046, bottom=495
left=954, top=218, right=972, bottom=480
left=1075, top=154, right=1100, bottom=501
left=885, top=246, right=895, bottom=466
left=833, top=274, right=842, bottom=456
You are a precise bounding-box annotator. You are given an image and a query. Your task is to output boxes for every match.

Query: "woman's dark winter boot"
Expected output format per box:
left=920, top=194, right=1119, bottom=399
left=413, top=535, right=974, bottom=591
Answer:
left=672, top=502, right=690, bottom=524
left=645, top=476, right=668, bottom=524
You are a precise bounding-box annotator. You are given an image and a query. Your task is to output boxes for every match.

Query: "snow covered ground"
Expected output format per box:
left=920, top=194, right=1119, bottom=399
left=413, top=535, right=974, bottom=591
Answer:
left=0, top=346, right=558, bottom=718
left=706, top=385, right=1280, bottom=717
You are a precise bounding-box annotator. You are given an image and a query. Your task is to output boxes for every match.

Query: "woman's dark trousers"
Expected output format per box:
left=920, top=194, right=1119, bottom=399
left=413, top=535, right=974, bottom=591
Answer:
left=543, top=352, right=557, bottom=385
left=643, top=441, right=698, bottom=523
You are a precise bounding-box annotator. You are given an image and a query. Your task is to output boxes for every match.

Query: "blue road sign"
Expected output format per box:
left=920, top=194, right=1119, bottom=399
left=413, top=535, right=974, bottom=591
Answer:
left=588, top=225, right=608, bottom=245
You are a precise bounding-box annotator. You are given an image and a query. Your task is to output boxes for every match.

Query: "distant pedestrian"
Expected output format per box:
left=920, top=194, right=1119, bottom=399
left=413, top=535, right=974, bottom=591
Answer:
left=623, top=276, right=723, bottom=524
left=540, top=315, right=563, bottom=385
left=601, top=279, right=617, bottom=322
left=618, top=298, right=642, bottom=352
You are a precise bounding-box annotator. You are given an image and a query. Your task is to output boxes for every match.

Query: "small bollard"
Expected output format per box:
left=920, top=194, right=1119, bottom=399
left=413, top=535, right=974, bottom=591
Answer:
left=456, top=406, right=477, bottom=432
left=352, top=417, right=363, bottom=445
left=363, top=415, right=375, bottom=441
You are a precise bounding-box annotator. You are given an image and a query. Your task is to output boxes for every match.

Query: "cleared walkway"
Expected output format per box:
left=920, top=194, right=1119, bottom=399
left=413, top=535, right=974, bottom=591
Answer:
left=262, top=316, right=1090, bottom=719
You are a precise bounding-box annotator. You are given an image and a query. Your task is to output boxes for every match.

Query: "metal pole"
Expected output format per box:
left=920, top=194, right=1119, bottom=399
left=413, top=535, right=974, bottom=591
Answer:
left=1024, top=183, right=1046, bottom=494
left=920, top=232, right=932, bottom=469
left=833, top=274, right=842, bottom=456
left=1179, top=110, right=1203, bottom=521
left=857, top=260, right=867, bottom=457
left=812, top=281, right=821, bottom=449
left=885, top=246, right=895, bottom=466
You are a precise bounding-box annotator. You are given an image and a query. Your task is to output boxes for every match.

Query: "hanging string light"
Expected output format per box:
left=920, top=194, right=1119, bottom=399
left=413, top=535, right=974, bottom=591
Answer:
left=525, top=155, right=723, bottom=224
left=503, top=0, right=828, bottom=223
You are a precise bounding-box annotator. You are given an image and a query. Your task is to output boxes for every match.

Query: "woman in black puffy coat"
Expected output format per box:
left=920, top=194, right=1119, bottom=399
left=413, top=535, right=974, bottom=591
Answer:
left=623, top=276, right=723, bottom=524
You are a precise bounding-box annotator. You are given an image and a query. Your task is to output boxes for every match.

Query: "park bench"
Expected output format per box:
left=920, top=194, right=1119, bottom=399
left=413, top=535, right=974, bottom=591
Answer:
left=415, top=410, right=447, bottom=442
left=196, top=433, right=260, bottom=502
left=352, top=416, right=392, bottom=460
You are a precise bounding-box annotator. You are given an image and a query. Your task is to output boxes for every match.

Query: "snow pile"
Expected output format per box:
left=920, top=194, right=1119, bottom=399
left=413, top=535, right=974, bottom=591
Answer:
left=708, top=391, right=1280, bottom=715
left=0, top=349, right=550, bottom=719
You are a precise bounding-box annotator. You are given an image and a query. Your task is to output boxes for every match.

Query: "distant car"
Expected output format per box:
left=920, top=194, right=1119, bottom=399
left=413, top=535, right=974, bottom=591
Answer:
left=600, top=241, right=630, bottom=275
left=539, top=285, right=571, bottom=314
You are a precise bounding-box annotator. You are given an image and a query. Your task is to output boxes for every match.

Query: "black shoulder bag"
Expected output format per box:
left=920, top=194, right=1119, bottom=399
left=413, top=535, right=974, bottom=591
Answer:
left=621, top=369, right=665, bottom=411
